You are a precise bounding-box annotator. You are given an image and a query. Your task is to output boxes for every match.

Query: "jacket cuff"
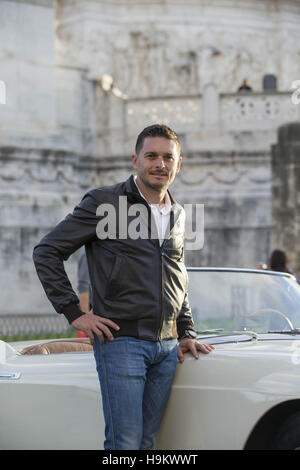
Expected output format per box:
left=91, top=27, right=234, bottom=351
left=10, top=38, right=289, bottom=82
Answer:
left=177, top=324, right=195, bottom=341
left=62, top=302, right=84, bottom=324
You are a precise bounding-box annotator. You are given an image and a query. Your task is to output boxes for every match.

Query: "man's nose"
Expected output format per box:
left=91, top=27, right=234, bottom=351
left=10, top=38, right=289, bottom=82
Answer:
left=154, top=156, right=166, bottom=168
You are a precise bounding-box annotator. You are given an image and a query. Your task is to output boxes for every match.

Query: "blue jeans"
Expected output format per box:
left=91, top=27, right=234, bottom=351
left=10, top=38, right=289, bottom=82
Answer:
left=93, top=335, right=178, bottom=450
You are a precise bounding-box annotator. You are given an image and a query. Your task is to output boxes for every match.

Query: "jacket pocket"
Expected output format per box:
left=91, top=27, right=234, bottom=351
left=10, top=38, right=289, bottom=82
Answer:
left=105, top=255, right=123, bottom=300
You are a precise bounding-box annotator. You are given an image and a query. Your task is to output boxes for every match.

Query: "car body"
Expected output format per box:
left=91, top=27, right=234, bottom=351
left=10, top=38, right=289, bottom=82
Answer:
left=1, top=268, right=300, bottom=450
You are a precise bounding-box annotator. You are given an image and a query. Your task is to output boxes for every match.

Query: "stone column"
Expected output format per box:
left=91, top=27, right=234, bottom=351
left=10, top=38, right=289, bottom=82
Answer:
left=271, top=122, right=300, bottom=278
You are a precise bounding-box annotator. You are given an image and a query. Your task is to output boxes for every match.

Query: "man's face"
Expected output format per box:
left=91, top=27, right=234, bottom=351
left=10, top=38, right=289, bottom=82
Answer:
left=132, top=136, right=182, bottom=192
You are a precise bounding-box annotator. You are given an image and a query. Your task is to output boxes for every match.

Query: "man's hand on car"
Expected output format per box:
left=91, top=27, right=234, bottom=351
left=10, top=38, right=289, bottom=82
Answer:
left=178, top=337, right=215, bottom=363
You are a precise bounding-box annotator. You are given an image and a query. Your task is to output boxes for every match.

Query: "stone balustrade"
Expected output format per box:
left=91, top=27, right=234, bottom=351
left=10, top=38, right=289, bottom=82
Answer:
left=221, top=92, right=299, bottom=132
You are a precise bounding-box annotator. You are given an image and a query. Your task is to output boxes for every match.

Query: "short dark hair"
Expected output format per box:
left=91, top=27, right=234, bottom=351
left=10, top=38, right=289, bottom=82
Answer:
left=135, top=124, right=181, bottom=156
left=270, top=249, right=288, bottom=272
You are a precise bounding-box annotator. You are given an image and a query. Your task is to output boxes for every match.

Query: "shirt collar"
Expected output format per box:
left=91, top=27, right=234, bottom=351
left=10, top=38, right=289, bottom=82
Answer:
left=133, top=175, right=172, bottom=214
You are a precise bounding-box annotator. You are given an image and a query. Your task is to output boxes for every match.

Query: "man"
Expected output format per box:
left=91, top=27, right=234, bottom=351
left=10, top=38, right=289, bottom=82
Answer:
left=238, top=78, right=253, bottom=92
left=33, top=124, right=214, bottom=450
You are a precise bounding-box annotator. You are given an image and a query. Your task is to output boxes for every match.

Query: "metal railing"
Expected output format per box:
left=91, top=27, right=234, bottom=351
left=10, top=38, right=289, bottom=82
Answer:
left=0, top=313, right=72, bottom=337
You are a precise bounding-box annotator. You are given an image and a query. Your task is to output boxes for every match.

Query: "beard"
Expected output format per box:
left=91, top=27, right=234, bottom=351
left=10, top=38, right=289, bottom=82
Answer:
left=140, top=172, right=170, bottom=191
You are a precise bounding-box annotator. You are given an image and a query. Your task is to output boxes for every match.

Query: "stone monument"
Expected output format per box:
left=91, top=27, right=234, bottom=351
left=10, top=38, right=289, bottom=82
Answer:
left=0, top=0, right=300, bottom=334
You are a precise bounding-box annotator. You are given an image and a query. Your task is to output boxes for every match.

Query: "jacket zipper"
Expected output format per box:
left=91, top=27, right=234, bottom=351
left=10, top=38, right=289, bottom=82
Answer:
left=157, top=238, right=166, bottom=341
left=131, top=190, right=166, bottom=341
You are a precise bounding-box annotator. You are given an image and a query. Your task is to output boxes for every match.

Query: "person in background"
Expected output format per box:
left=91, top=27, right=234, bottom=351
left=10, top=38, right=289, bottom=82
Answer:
left=76, top=247, right=90, bottom=337
left=77, top=247, right=90, bottom=314
left=256, top=262, right=267, bottom=270
left=269, top=249, right=291, bottom=273
left=269, top=249, right=300, bottom=284
left=238, top=79, right=252, bottom=92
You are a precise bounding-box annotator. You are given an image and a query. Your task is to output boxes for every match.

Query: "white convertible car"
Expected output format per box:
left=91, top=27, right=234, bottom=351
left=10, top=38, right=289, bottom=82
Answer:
left=1, top=268, right=300, bottom=450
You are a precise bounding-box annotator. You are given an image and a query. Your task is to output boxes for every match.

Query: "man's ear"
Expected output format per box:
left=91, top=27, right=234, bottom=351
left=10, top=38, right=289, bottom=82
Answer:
left=132, top=153, right=138, bottom=169
left=176, top=155, right=183, bottom=173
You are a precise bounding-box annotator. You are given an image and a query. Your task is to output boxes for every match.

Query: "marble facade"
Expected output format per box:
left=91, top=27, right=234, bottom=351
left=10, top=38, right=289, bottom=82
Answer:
left=0, top=0, right=300, bottom=328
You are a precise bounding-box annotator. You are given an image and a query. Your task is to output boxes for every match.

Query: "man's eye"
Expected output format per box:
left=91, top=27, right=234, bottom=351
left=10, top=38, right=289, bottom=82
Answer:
left=145, top=154, right=174, bottom=160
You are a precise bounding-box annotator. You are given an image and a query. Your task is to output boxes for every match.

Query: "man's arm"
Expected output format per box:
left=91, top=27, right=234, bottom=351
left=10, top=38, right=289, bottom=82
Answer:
left=176, top=291, right=215, bottom=362
left=33, top=191, right=119, bottom=344
left=176, top=290, right=195, bottom=339
left=33, top=192, right=97, bottom=321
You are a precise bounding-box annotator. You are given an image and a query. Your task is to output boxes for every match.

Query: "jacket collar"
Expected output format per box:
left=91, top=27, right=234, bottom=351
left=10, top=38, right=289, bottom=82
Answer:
left=124, top=175, right=184, bottom=241
left=124, top=174, right=177, bottom=205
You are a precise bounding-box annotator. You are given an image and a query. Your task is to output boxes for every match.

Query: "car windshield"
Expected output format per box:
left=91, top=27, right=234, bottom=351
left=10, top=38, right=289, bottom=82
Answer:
left=187, top=269, right=300, bottom=334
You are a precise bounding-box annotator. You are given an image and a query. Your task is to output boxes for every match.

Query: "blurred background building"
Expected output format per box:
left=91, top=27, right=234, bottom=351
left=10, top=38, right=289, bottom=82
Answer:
left=0, top=0, right=300, bottom=334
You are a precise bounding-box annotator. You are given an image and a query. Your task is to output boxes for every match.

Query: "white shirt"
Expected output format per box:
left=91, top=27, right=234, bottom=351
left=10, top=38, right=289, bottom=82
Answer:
left=134, top=175, right=172, bottom=245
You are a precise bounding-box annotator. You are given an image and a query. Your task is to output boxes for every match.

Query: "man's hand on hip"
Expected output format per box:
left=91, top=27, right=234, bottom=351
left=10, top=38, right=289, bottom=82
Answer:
left=177, top=337, right=215, bottom=363
left=71, top=311, right=120, bottom=345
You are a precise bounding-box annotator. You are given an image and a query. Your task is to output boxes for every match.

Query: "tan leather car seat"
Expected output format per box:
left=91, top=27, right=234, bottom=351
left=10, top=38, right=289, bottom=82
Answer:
left=20, top=338, right=93, bottom=355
